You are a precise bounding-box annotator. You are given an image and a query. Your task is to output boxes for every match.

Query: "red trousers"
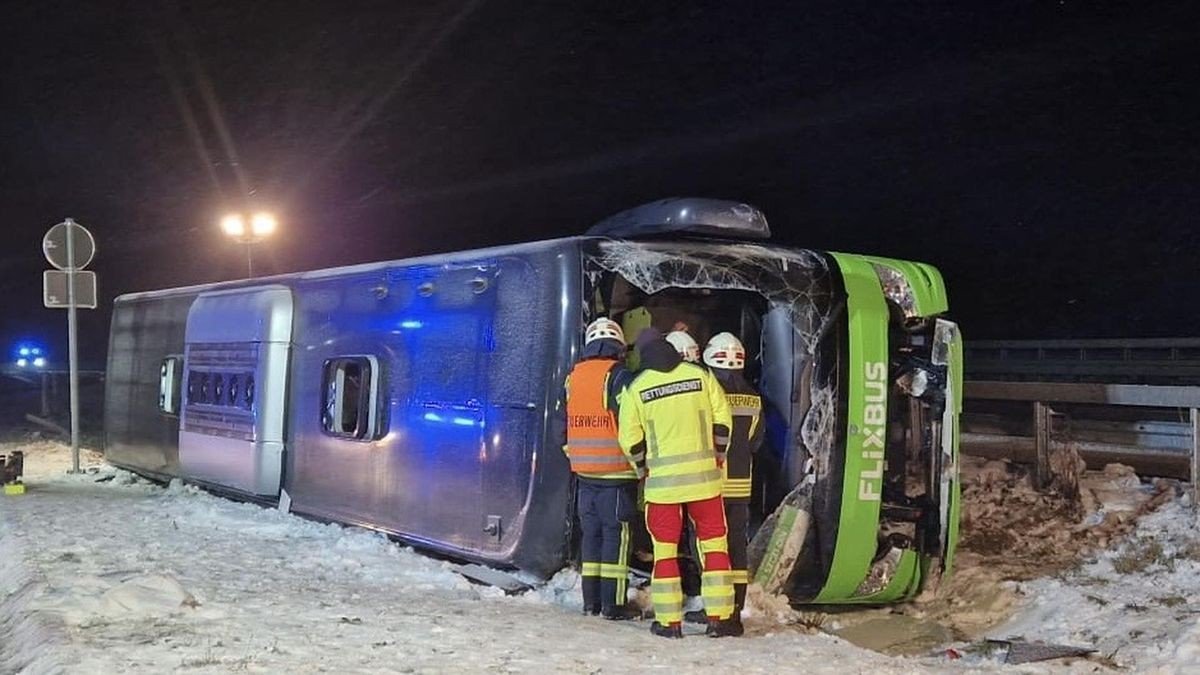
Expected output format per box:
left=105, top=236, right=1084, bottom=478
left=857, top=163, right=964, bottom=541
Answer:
left=645, top=494, right=735, bottom=624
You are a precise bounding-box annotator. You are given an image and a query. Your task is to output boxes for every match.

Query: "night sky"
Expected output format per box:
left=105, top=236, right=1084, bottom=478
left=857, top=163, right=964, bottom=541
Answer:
left=2, top=1, right=1198, bottom=366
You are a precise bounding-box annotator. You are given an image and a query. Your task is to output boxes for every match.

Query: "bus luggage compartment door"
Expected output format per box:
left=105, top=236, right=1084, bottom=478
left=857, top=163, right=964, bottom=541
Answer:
left=178, top=286, right=293, bottom=496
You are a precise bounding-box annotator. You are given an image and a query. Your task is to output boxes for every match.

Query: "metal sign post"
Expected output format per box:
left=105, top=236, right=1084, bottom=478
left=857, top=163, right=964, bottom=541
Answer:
left=42, top=218, right=97, bottom=474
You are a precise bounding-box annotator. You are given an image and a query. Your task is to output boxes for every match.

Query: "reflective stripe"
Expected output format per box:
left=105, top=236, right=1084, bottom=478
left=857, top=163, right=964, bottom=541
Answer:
left=568, top=438, right=623, bottom=448
left=723, top=478, right=752, bottom=499
left=615, top=522, right=630, bottom=604
left=697, top=529, right=730, bottom=557
left=629, top=452, right=645, bottom=464
left=703, top=599, right=736, bottom=616
left=714, top=434, right=730, bottom=445
left=651, top=538, right=679, bottom=560
left=730, top=405, right=759, bottom=416
left=570, top=438, right=638, bottom=476
left=699, top=410, right=711, bottom=451
left=701, top=569, right=736, bottom=620
left=645, top=419, right=659, bottom=459
left=599, top=563, right=626, bottom=579
left=569, top=454, right=633, bottom=466
left=647, top=469, right=723, bottom=491
left=581, top=562, right=601, bottom=576
left=575, top=468, right=638, bottom=479
left=651, top=578, right=684, bottom=623
left=730, top=569, right=750, bottom=585
left=702, top=571, right=734, bottom=587
left=649, top=450, right=713, bottom=469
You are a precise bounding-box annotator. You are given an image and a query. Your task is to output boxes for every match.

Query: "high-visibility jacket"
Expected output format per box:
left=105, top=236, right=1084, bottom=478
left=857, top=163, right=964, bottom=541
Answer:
left=717, top=374, right=764, bottom=502
left=564, top=359, right=638, bottom=480
left=618, top=362, right=733, bottom=503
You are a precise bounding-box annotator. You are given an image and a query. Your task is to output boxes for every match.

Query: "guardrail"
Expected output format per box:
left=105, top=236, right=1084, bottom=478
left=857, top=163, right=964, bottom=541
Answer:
left=0, top=369, right=106, bottom=436
left=966, top=338, right=1200, bottom=384
left=964, top=380, right=1200, bottom=504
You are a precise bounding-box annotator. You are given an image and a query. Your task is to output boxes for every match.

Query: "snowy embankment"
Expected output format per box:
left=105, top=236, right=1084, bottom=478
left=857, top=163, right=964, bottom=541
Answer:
left=998, top=500, right=1200, bottom=672
left=4, top=440, right=1200, bottom=673
left=1, top=442, right=926, bottom=674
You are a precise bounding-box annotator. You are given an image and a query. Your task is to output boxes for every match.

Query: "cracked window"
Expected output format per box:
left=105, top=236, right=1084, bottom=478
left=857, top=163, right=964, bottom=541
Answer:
left=583, top=239, right=843, bottom=514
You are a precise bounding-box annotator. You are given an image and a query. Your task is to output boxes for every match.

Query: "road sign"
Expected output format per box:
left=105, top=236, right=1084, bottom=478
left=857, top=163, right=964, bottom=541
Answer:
left=42, top=219, right=96, bottom=271
left=41, top=217, right=97, bottom=474
left=43, top=270, right=98, bottom=309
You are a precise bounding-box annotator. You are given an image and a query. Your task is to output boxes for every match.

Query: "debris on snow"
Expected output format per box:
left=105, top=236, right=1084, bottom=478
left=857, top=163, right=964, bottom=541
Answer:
left=983, top=638, right=1096, bottom=665
left=957, top=454, right=1173, bottom=581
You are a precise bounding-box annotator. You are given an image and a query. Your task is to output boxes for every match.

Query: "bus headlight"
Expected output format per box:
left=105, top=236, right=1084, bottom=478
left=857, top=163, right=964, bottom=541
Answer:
left=897, top=368, right=929, bottom=398
left=871, top=264, right=918, bottom=318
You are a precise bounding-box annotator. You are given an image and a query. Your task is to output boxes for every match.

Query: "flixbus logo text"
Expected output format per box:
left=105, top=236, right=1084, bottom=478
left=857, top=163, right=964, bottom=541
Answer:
left=858, top=361, right=887, bottom=502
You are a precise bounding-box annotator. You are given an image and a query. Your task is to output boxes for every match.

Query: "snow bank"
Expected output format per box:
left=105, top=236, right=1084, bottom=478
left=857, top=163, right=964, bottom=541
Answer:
left=8, top=438, right=1200, bottom=673
left=997, top=498, right=1200, bottom=672
left=0, top=521, right=66, bottom=675
left=1, top=442, right=928, bottom=674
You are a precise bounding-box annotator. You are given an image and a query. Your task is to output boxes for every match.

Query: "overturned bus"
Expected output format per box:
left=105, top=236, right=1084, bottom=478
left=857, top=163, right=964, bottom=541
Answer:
left=104, top=198, right=962, bottom=605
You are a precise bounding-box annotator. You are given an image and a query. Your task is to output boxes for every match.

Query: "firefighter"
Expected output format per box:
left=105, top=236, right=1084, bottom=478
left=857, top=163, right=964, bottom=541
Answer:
left=702, top=332, right=763, bottom=636
left=618, top=329, right=738, bottom=638
left=664, top=330, right=701, bottom=364
left=561, top=317, right=640, bottom=620
left=665, top=327, right=705, bottom=614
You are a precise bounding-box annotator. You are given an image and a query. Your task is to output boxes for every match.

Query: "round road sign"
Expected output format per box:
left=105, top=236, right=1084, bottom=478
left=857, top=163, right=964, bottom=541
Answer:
left=43, top=219, right=96, bottom=271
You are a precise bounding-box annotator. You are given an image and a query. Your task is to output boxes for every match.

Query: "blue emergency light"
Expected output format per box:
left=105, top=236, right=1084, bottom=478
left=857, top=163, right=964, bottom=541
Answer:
left=12, top=343, right=47, bottom=369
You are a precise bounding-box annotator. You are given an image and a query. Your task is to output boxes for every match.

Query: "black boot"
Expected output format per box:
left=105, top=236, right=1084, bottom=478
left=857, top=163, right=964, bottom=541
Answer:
left=582, top=604, right=601, bottom=617
left=601, top=605, right=641, bottom=621
left=650, top=621, right=683, bottom=639
left=727, top=615, right=745, bottom=636
left=683, top=609, right=708, bottom=624
left=706, top=617, right=743, bottom=638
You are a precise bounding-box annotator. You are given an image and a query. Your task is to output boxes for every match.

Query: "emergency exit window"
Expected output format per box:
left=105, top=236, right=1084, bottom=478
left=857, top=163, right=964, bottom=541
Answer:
left=158, top=356, right=183, bottom=415
left=322, top=356, right=380, bottom=440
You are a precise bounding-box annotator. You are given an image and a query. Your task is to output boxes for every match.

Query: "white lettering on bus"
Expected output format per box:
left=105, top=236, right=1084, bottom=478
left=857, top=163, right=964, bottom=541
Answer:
left=859, top=361, right=887, bottom=501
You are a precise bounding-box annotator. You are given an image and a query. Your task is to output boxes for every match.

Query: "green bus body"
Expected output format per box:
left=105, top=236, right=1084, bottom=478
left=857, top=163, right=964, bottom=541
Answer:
left=813, top=253, right=962, bottom=604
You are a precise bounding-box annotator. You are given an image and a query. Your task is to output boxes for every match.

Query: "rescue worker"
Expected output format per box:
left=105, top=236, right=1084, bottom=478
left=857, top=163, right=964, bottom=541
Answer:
left=665, top=327, right=705, bottom=617
left=665, top=330, right=701, bottom=363
left=702, top=332, right=764, bottom=636
left=561, top=318, right=640, bottom=620
left=618, top=329, right=738, bottom=638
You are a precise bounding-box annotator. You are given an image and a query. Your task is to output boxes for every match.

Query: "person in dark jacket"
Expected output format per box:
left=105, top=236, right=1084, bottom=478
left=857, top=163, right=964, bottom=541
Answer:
left=701, top=332, right=764, bottom=635
left=559, top=318, right=640, bottom=619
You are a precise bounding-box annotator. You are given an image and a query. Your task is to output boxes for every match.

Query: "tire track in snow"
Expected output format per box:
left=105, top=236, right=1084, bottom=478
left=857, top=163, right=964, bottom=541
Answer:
left=0, top=519, right=68, bottom=675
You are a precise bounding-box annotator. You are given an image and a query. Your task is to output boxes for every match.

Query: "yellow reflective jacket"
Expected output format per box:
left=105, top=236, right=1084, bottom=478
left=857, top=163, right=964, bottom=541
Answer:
left=617, top=362, right=733, bottom=504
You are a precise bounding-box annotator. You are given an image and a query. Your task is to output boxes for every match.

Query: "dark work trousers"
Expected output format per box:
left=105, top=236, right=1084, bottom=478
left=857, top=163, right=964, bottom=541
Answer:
left=679, top=520, right=702, bottom=598
left=577, top=479, right=637, bottom=612
left=725, top=499, right=751, bottom=616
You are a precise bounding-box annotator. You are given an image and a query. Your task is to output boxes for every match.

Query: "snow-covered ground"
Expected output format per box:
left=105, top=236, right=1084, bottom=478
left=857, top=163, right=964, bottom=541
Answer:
left=998, top=500, right=1200, bottom=673
left=1, top=440, right=1198, bottom=674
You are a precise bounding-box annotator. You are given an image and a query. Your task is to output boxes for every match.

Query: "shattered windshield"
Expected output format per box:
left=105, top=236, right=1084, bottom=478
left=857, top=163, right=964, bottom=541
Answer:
left=583, top=238, right=843, bottom=476
left=586, top=239, right=835, bottom=329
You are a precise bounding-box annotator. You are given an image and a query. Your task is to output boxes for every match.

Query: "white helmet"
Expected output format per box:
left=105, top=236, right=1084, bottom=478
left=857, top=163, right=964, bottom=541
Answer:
left=665, top=330, right=700, bottom=363
left=585, top=318, right=625, bottom=345
left=703, top=332, right=746, bottom=370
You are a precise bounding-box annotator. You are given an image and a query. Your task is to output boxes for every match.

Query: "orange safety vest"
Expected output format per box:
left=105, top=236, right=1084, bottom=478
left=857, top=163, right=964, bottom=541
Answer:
left=566, top=359, right=637, bottom=480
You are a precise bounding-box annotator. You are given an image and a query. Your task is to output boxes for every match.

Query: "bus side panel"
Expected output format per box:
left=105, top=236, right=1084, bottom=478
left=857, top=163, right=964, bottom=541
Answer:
left=104, top=294, right=197, bottom=478
left=286, top=266, right=487, bottom=553
left=284, top=243, right=576, bottom=575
